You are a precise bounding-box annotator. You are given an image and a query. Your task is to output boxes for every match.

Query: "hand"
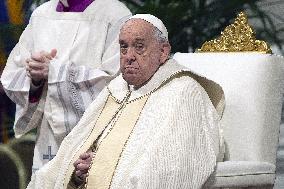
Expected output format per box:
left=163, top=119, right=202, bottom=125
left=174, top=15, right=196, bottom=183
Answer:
left=26, top=49, right=57, bottom=85
left=73, top=151, right=93, bottom=181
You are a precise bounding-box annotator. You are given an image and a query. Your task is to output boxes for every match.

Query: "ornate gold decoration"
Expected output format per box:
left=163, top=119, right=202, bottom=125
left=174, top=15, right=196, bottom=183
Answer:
left=198, top=12, right=272, bottom=53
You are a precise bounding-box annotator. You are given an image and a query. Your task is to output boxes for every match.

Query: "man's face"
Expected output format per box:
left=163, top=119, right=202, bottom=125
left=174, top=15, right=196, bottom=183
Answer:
left=119, top=19, right=168, bottom=88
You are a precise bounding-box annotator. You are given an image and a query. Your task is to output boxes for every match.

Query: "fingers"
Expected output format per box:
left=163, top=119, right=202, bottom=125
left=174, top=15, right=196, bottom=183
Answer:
left=73, top=153, right=92, bottom=167
left=29, top=69, right=44, bottom=76
left=25, top=49, right=57, bottom=80
left=75, top=170, right=83, bottom=178
left=50, top=49, right=57, bottom=58
left=73, top=152, right=91, bottom=166
left=73, top=152, right=94, bottom=180
left=25, top=60, right=31, bottom=77
left=43, top=51, right=54, bottom=60
left=28, top=60, right=46, bottom=70
left=77, top=163, right=90, bottom=171
left=31, top=49, right=57, bottom=62
left=25, top=59, right=48, bottom=80
left=79, top=152, right=92, bottom=160
left=26, top=69, right=31, bottom=78
left=31, top=52, right=46, bottom=62
left=75, top=170, right=88, bottom=180
left=26, top=53, right=50, bottom=80
left=75, top=163, right=89, bottom=180
left=73, top=158, right=84, bottom=167
left=29, top=69, right=48, bottom=81
left=74, top=161, right=92, bottom=180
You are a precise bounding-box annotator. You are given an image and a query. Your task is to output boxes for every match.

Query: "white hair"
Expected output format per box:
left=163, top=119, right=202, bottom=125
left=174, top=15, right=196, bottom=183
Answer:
left=153, top=27, right=168, bottom=43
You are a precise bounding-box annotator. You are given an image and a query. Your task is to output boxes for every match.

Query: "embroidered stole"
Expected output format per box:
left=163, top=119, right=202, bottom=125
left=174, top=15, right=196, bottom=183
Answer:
left=86, top=95, right=148, bottom=188
left=64, top=94, right=149, bottom=188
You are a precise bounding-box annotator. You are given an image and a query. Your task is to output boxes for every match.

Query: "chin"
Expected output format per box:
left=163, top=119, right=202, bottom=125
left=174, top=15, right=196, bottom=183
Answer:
left=122, top=74, right=135, bottom=83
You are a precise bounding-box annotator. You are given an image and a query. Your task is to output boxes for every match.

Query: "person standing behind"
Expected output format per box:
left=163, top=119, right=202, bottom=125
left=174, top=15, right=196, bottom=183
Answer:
left=0, top=0, right=131, bottom=172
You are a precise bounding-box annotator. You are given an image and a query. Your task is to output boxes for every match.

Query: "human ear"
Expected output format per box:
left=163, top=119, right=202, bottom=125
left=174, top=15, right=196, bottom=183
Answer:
left=159, top=42, right=171, bottom=64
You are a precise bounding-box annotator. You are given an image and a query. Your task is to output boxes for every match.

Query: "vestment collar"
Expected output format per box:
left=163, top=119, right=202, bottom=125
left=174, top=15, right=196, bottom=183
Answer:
left=45, top=0, right=103, bottom=20
left=56, top=0, right=94, bottom=12
left=108, top=59, right=192, bottom=103
left=107, top=59, right=225, bottom=116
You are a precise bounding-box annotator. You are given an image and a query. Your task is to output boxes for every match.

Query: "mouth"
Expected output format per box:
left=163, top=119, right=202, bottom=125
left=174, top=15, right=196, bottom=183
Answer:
left=124, top=67, right=138, bottom=74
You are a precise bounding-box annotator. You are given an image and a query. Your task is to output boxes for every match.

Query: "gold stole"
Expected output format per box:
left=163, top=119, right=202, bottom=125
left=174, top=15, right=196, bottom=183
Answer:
left=86, top=95, right=148, bottom=189
left=64, top=94, right=148, bottom=189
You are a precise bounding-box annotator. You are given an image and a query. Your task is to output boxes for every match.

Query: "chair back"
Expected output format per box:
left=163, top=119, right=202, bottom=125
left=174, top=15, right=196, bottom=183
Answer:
left=174, top=53, right=284, bottom=165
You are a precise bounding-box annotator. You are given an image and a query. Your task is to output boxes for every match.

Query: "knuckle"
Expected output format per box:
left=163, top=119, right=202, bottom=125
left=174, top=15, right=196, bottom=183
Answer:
left=75, top=170, right=81, bottom=176
left=82, top=174, right=87, bottom=180
left=78, top=163, right=83, bottom=169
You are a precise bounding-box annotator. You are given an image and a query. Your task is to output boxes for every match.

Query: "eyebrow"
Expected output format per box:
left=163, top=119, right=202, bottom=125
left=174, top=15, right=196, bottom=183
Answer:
left=119, top=40, right=125, bottom=44
left=119, top=38, right=145, bottom=44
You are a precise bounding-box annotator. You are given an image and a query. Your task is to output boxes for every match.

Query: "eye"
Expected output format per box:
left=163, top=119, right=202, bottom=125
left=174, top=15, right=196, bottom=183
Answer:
left=135, top=43, right=145, bottom=54
left=135, top=43, right=144, bottom=50
left=120, top=43, right=128, bottom=55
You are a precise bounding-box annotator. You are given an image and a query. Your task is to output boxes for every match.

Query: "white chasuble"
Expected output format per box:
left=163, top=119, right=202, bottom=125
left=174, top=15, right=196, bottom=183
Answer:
left=0, top=0, right=131, bottom=171
left=27, top=60, right=224, bottom=189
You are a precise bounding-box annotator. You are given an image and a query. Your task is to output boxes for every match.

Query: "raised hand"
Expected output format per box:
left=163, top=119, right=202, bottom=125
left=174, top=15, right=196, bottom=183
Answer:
left=26, top=49, right=57, bottom=85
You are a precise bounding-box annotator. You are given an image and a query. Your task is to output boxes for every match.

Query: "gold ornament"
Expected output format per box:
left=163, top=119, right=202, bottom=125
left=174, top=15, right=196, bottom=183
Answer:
left=198, top=12, right=272, bottom=53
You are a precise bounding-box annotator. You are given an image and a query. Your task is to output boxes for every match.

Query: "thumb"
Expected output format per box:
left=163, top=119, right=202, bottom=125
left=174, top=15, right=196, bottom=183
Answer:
left=50, top=49, right=57, bottom=58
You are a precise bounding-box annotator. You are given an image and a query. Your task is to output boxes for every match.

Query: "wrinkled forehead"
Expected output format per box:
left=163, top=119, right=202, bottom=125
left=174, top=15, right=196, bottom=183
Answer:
left=121, top=19, right=155, bottom=33
left=120, top=19, right=155, bottom=40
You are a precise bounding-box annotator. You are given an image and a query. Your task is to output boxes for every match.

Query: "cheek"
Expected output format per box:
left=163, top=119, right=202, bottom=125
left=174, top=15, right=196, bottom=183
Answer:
left=120, top=56, right=129, bottom=71
left=137, top=64, right=153, bottom=80
left=120, top=56, right=124, bottom=68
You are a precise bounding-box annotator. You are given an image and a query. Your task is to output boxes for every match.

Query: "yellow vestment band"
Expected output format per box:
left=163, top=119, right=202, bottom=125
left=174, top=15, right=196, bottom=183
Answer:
left=65, top=93, right=149, bottom=189
left=86, top=95, right=149, bottom=189
left=65, top=95, right=121, bottom=188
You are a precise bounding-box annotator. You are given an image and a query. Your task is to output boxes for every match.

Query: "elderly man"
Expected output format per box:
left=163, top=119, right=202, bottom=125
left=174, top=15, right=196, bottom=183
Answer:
left=27, top=14, right=224, bottom=189
left=0, top=0, right=131, bottom=171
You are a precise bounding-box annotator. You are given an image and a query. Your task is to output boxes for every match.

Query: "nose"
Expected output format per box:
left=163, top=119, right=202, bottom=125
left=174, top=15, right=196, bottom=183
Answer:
left=125, top=48, right=136, bottom=64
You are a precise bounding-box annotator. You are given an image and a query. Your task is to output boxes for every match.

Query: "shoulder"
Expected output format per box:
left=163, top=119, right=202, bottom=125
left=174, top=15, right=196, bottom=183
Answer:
left=30, top=1, right=54, bottom=18
left=94, top=0, right=131, bottom=22
left=163, top=74, right=217, bottom=110
left=170, top=75, right=219, bottom=118
left=167, top=74, right=206, bottom=96
left=104, top=0, right=131, bottom=15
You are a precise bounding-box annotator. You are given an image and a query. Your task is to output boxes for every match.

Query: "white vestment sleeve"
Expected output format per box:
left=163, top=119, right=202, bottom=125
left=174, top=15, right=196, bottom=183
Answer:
left=141, top=82, right=220, bottom=189
left=26, top=87, right=110, bottom=189
left=0, top=20, right=38, bottom=137
left=172, top=83, right=220, bottom=189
